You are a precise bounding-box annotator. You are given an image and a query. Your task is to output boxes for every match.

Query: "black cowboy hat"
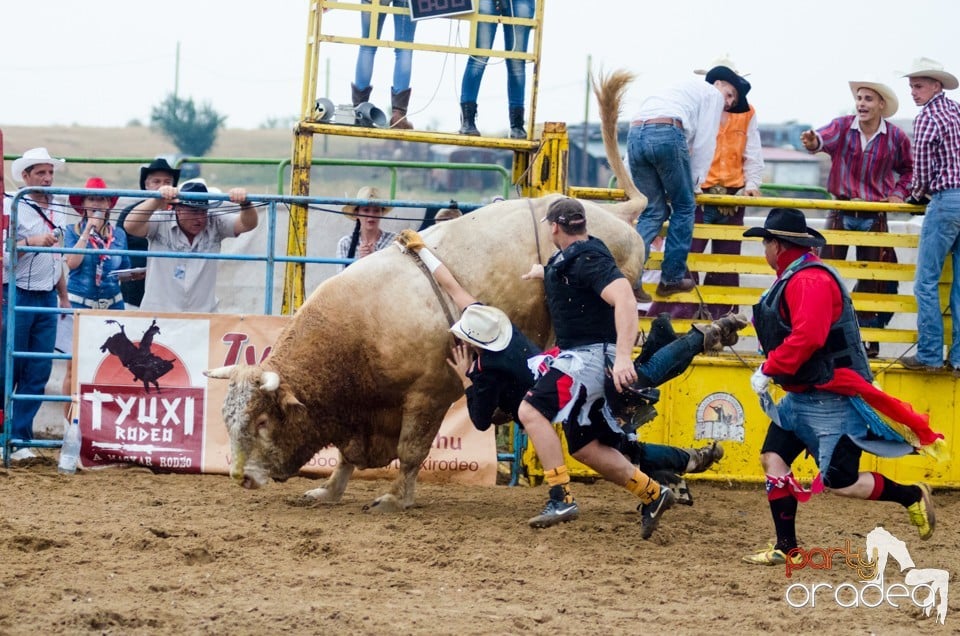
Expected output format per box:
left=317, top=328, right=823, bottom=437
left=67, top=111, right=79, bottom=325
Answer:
left=705, top=65, right=752, bottom=114
left=176, top=181, right=222, bottom=209
left=743, top=207, right=826, bottom=248
left=139, top=157, right=181, bottom=190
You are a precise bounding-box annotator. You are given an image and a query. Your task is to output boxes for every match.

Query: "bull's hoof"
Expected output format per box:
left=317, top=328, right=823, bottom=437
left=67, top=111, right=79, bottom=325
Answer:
left=303, top=487, right=338, bottom=503
left=362, top=494, right=403, bottom=513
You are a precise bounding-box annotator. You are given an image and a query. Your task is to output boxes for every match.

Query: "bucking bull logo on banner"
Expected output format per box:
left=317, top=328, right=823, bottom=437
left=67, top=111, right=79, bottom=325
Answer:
left=77, top=317, right=207, bottom=473
left=100, top=319, right=174, bottom=392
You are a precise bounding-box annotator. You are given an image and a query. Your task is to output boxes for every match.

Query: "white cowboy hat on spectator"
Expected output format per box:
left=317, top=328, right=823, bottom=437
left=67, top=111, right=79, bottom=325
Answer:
left=343, top=185, right=393, bottom=220
left=449, top=304, right=513, bottom=352
left=901, top=57, right=959, bottom=90
left=694, top=54, right=749, bottom=77
left=848, top=79, right=899, bottom=118
left=11, top=147, right=65, bottom=183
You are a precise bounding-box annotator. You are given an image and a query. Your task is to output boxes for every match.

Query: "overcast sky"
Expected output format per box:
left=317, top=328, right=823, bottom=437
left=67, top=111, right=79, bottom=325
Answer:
left=3, top=1, right=957, bottom=135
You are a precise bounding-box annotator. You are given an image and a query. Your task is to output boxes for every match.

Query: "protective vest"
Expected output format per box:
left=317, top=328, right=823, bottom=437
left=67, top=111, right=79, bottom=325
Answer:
left=753, top=258, right=872, bottom=386
left=545, top=237, right=618, bottom=349
left=702, top=106, right=754, bottom=189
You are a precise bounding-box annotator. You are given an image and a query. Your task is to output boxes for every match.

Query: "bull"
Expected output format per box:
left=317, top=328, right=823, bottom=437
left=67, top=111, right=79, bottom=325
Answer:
left=205, top=71, right=649, bottom=511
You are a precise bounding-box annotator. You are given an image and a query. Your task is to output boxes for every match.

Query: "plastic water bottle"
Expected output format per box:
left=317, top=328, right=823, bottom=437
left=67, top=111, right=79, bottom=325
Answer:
left=58, top=418, right=81, bottom=475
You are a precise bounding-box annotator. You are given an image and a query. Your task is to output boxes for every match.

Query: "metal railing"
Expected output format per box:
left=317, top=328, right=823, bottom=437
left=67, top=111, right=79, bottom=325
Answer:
left=2, top=154, right=513, bottom=200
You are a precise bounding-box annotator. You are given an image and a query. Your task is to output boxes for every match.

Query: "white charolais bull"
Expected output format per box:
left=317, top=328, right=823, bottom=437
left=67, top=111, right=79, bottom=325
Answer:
left=205, top=70, right=647, bottom=512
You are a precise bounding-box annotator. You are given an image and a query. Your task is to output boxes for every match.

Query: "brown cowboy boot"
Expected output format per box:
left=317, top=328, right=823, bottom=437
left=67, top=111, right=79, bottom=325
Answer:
left=390, top=87, right=414, bottom=129
left=683, top=442, right=725, bottom=473
left=351, top=83, right=372, bottom=107
left=693, top=313, right=749, bottom=352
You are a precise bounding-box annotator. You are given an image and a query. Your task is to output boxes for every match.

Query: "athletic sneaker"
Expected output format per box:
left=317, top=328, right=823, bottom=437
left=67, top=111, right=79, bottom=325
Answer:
left=528, top=486, right=580, bottom=528
left=9, top=448, right=37, bottom=462
left=907, top=483, right=936, bottom=540
left=742, top=546, right=803, bottom=566
left=639, top=484, right=675, bottom=539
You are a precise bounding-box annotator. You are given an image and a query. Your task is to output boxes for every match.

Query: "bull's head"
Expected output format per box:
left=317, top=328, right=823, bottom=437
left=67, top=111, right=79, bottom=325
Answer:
left=204, top=365, right=311, bottom=489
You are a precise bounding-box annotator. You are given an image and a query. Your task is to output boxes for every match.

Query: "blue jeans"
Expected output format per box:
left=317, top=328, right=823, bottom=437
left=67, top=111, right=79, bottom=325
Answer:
left=635, top=442, right=689, bottom=474
left=1, top=287, right=59, bottom=441
left=636, top=328, right=701, bottom=386
left=913, top=189, right=960, bottom=367
left=776, top=390, right=912, bottom=471
left=460, top=0, right=535, bottom=107
left=354, top=0, right=417, bottom=93
left=628, top=124, right=696, bottom=284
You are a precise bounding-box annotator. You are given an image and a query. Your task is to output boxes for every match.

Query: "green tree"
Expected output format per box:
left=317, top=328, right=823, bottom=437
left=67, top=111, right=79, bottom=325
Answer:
left=150, top=94, right=226, bottom=156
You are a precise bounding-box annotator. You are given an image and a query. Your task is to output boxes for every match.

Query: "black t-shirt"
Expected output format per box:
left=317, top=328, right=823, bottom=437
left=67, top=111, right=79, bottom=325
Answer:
left=545, top=236, right=623, bottom=349
left=116, top=200, right=150, bottom=306
left=464, top=325, right=540, bottom=431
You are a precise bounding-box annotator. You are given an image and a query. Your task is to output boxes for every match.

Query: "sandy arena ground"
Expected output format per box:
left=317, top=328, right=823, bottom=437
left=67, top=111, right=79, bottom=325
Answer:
left=1, top=457, right=956, bottom=635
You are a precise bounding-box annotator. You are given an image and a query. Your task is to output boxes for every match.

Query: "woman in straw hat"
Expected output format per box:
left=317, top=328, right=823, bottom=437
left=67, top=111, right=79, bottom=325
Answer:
left=335, top=186, right=397, bottom=271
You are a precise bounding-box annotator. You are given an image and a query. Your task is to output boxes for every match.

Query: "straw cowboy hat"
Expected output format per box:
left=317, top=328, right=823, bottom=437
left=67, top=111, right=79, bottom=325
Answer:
left=139, top=157, right=181, bottom=190
left=11, top=147, right=65, bottom=183
left=69, top=177, right=119, bottom=214
left=342, top=185, right=393, bottom=220
left=848, top=79, right=899, bottom=118
left=902, top=56, right=959, bottom=90
left=694, top=54, right=749, bottom=77
left=743, top=207, right=826, bottom=248
left=449, top=304, right=513, bottom=352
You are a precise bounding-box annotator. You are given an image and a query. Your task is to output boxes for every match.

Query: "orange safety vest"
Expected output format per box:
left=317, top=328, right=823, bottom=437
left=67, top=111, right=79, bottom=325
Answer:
left=702, top=105, right=755, bottom=189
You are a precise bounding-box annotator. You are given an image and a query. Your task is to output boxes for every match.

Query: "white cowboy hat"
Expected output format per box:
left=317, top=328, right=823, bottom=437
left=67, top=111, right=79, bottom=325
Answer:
left=342, top=185, right=393, bottom=220
left=848, top=80, right=899, bottom=118
left=901, top=56, right=959, bottom=91
left=11, top=147, right=65, bottom=183
left=449, top=304, right=513, bottom=352
left=694, top=54, right=749, bottom=77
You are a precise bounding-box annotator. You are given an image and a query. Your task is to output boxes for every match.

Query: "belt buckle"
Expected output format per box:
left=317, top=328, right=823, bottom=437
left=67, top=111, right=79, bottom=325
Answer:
left=96, top=298, right=113, bottom=309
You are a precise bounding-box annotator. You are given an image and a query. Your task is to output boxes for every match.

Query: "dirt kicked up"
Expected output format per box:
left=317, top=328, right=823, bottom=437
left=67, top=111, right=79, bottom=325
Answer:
left=1, top=458, right=955, bottom=634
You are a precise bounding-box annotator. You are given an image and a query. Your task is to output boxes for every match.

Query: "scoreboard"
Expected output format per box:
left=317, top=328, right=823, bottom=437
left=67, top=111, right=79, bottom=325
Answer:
left=408, top=0, right=474, bottom=21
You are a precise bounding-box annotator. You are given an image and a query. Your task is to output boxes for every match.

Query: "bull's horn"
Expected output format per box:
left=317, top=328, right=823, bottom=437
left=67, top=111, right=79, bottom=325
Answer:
left=260, top=371, right=281, bottom=392
left=204, top=365, right=237, bottom=379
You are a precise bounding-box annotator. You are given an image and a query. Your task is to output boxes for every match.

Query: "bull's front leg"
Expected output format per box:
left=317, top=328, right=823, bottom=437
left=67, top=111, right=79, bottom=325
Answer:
left=367, top=404, right=444, bottom=513
left=304, top=451, right=355, bottom=503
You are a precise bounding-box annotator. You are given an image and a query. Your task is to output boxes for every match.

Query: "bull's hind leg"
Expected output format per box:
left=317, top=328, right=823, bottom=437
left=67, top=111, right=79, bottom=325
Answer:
left=304, top=452, right=355, bottom=503
left=367, top=400, right=445, bottom=513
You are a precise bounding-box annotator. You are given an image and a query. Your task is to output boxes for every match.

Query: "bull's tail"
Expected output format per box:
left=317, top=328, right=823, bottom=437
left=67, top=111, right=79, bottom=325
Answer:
left=593, top=70, right=647, bottom=226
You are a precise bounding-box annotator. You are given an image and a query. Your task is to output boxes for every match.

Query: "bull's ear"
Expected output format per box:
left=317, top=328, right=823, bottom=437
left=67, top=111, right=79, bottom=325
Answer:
left=277, top=384, right=306, bottom=414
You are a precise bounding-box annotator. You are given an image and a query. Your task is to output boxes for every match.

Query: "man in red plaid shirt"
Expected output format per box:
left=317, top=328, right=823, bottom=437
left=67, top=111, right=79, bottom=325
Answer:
left=899, top=58, right=960, bottom=372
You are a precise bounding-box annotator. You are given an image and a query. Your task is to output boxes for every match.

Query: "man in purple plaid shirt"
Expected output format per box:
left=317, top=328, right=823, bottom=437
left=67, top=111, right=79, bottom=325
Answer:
left=898, top=57, right=960, bottom=372
left=800, top=79, right=913, bottom=359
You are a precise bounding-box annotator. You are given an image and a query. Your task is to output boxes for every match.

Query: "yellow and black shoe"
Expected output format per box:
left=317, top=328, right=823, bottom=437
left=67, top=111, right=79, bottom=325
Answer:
left=907, top=483, right=936, bottom=540
left=742, top=545, right=802, bottom=566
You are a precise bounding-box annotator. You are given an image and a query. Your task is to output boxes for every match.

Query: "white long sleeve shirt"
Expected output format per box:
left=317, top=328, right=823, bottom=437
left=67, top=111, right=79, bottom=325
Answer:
left=630, top=79, right=725, bottom=187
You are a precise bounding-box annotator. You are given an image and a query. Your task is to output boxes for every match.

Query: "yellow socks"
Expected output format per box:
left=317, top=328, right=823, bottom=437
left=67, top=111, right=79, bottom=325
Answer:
left=545, top=465, right=574, bottom=504
left=625, top=468, right=661, bottom=504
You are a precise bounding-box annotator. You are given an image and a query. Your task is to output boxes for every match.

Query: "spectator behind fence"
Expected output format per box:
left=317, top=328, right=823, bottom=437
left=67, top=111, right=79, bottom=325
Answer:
left=1, top=147, right=70, bottom=460
left=458, top=0, right=535, bottom=138
left=352, top=0, right=417, bottom=129
left=336, top=186, right=397, bottom=271
left=627, top=67, right=750, bottom=299
left=123, top=181, right=258, bottom=313
left=800, top=78, right=912, bottom=359
left=61, top=177, right=130, bottom=421
left=898, top=58, right=960, bottom=372
left=646, top=56, right=763, bottom=320
left=116, top=157, right=181, bottom=309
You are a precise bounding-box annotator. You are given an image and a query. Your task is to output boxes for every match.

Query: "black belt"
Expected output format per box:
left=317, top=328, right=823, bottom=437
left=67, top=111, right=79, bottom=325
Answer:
left=15, top=287, right=55, bottom=295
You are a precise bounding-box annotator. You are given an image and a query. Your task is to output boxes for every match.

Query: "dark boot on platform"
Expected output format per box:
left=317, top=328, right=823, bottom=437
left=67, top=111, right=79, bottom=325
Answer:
left=459, top=102, right=480, bottom=136
left=509, top=106, right=526, bottom=139
left=390, top=87, right=414, bottom=129
left=351, top=83, right=372, bottom=107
